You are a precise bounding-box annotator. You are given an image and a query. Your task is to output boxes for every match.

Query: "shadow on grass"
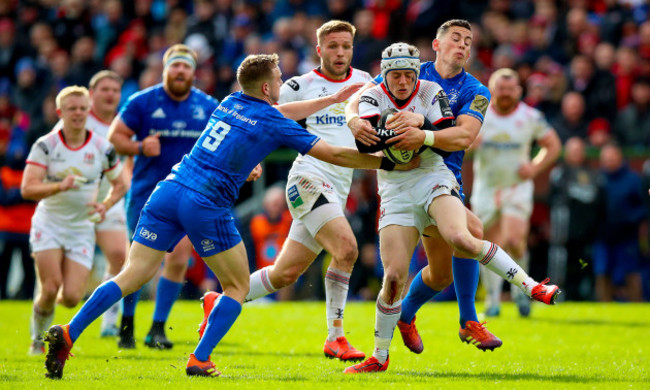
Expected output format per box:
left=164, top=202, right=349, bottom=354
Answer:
left=531, top=317, right=646, bottom=328
left=390, top=370, right=643, bottom=384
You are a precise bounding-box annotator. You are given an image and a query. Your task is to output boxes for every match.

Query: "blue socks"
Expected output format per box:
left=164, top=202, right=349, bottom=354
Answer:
left=122, top=289, right=141, bottom=318
left=453, top=256, right=479, bottom=327
left=193, top=295, right=242, bottom=361
left=400, top=270, right=440, bottom=324
left=153, top=277, right=183, bottom=322
left=69, top=281, right=123, bottom=342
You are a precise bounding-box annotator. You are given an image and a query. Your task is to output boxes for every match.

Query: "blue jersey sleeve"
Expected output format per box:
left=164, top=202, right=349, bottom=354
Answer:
left=458, top=80, right=491, bottom=123
left=118, top=92, right=144, bottom=133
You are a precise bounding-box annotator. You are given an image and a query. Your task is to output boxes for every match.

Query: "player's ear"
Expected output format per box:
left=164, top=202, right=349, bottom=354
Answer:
left=316, top=45, right=322, bottom=58
left=56, top=108, right=62, bottom=118
left=432, top=39, right=439, bottom=52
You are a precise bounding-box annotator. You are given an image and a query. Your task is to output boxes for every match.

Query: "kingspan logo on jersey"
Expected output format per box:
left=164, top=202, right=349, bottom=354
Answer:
left=315, top=114, right=346, bottom=126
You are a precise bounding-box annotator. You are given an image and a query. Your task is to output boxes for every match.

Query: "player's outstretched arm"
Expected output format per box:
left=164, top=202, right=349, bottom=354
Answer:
left=306, top=139, right=419, bottom=171
left=520, top=129, right=562, bottom=180
left=21, top=164, right=83, bottom=201
left=277, top=82, right=364, bottom=121
left=416, top=114, right=482, bottom=152
left=345, top=82, right=379, bottom=146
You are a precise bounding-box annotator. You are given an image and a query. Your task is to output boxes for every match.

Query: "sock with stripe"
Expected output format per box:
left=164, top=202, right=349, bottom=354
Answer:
left=453, top=257, right=480, bottom=327
left=474, top=241, right=535, bottom=296
left=324, top=267, right=350, bottom=341
left=193, top=295, right=242, bottom=361
left=69, top=281, right=123, bottom=342
left=373, top=295, right=401, bottom=364
left=400, top=270, right=440, bottom=324
left=246, top=267, right=277, bottom=302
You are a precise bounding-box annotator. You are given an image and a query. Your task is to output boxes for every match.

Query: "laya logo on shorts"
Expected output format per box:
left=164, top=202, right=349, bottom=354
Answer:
left=139, top=228, right=158, bottom=242
left=287, top=185, right=303, bottom=208
left=201, top=239, right=215, bottom=252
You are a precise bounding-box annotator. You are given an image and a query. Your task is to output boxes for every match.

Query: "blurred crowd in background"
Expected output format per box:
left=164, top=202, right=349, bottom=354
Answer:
left=1, top=0, right=649, bottom=303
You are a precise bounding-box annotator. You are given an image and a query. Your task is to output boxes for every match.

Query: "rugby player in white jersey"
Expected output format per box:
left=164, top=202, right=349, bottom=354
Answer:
left=199, top=20, right=372, bottom=362
left=470, top=68, right=561, bottom=317
left=344, top=43, right=559, bottom=374
left=22, top=86, right=127, bottom=355
left=53, top=71, right=127, bottom=337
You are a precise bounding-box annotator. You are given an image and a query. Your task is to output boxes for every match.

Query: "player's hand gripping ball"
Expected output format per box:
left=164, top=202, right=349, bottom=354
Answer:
left=379, top=108, right=415, bottom=164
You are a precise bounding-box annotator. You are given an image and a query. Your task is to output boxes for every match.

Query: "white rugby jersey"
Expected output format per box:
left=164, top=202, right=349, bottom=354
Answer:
left=359, top=80, right=454, bottom=194
left=26, top=129, right=122, bottom=228
left=472, top=102, right=551, bottom=192
left=279, top=67, right=372, bottom=199
left=54, top=110, right=115, bottom=201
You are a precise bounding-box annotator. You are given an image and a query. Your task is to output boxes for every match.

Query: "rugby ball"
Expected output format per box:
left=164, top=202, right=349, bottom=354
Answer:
left=379, top=108, right=414, bottom=164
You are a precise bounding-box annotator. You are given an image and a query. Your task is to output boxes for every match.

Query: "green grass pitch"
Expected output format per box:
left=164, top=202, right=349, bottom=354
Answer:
left=0, top=300, right=648, bottom=389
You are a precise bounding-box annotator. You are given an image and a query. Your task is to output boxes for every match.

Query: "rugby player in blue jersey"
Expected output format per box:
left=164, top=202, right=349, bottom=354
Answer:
left=345, top=20, right=560, bottom=357
left=106, top=44, right=220, bottom=350
left=43, top=53, right=418, bottom=379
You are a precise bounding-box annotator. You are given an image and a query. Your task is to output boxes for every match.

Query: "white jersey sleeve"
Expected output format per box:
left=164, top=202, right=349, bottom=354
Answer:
left=359, top=87, right=383, bottom=119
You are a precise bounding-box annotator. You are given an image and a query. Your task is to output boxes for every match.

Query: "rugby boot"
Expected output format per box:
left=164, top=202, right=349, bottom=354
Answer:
left=197, top=291, right=221, bottom=340
left=343, top=356, right=389, bottom=373
left=530, top=278, right=561, bottom=305
left=44, top=324, right=73, bottom=379
left=397, top=316, right=423, bottom=354
left=186, top=353, right=220, bottom=377
left=323, top=336, right=365, bottom=361
left=459, top=320, right=502, bottom=351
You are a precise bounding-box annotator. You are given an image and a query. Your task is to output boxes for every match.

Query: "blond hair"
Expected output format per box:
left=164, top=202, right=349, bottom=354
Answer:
left=55, top=86, right=89, bottom=109
left=89, top=70, right=123, bottom=90
left=316, top=20, right=356, bottom=46
left=488, top=68, right=519, bottom=90
left=236, top=54, right=279, bottom=94
left=162, top=44, right=198, bottom=65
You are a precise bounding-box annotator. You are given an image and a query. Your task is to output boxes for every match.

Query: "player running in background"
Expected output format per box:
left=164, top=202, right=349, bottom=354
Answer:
left=107, top=44, right=219, bottom=350
left=22, top=86, right=127, bottom=355
left=471, top=68, right=561, bottom=317
left=343, top=42, right=557, bottom=374
left=200, top=20, right=372, bottom=362
left=346, top=20, right=560, bottom=356
left=42, top=53, right=417, bottom=380
left=53, top=70, right=127, bottom=337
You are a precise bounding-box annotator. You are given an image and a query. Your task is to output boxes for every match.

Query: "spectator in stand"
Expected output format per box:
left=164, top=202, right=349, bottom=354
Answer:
left=12, top=58, right=52, bottom=127
left=612, top=46, right=640, bottom=110
left=548, top=137, right=605, bottom=301
left=66, top=37, right=103, bottom=87
left=567, top=55, right=617, bottom=122
left=614, top=77, right=650, bottom=150
left=587, top=117, right=612, bottom=148
left=249, top=186, right=293, bottom=300
left=594, top=142, right=645, bottom=302
left=0, top=18, right=27, bottom=84
left=552, top=91, right=589, bottom=143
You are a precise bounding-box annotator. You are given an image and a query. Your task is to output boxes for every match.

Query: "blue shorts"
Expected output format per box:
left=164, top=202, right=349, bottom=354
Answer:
left=132, top=180, right=241, bottom=257
left=592, top=240, right=642, bottom=285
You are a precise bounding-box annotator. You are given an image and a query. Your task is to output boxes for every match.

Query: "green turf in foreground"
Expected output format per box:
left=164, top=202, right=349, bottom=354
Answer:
left=0, top=300, right=648, bottom=389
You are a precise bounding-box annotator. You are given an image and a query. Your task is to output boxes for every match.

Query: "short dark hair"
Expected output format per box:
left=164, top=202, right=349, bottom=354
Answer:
left=237, top=54, right=280, bottom=93
left=436, top=19, right=472, bottom=39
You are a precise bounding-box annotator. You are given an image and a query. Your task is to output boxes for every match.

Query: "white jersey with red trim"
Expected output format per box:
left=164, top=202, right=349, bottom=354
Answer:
left=472, top=102, right=551, bottom=192
left=359, top=80, right=455, bottom=197
left=26, top=130, right=122, bottom=228
left=279, top=67, right=372, bottom=200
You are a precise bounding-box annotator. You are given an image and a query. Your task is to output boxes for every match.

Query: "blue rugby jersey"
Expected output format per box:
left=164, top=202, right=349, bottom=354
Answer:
left=169, top=92, right=320, bottom=207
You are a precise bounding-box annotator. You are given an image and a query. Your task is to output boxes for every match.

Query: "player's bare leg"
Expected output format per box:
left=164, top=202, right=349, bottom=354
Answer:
left=31, top=250, right=63, bottom=355
left=144, top=236, right=193, bottom=349
left=345, top=225, right=418, bottom=373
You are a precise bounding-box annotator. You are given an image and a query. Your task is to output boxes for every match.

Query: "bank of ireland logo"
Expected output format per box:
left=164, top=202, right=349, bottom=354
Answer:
left=287, top=185, right=303, bottom=208
left=201, top=239, right=215, bottom=252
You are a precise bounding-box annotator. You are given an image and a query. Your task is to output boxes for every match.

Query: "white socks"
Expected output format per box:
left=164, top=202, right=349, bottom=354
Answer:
left=474, top=241, right=535, bottom=296
left=511, top=252, right=530, bottom=301
left=30, top=304, right=54, bottom=343
left=246, top=267, right=277, bottom=302
left=324, top=267, right=350, bottom=341
left=373, top=295, right=401, bottom=364
left=480, top=265, right=503, bottom=309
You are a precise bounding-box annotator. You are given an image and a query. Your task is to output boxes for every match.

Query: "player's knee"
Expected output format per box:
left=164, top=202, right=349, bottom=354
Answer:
left=163, top=261, right=188, bottom=276
left=448, top=231, right=476, bottom=254
left=331, top=238, right=358, bottom=269
left=103, top=247, right=127, bottom=268
left=427, top=270, right=453, bottom=290
left=60, top=291, right=83, bottom=308
left=39, top=281, right=61, bottom=303
left=274, top=265, right=303, bottom=288
left=468, top=220, right=483, bottom=239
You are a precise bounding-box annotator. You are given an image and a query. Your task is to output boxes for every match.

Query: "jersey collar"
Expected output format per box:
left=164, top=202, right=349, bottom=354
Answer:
left=313, top=67, right=353, bottom=82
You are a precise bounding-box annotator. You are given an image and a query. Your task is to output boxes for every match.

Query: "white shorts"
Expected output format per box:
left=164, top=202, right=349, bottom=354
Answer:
left=95, top=198, right=127, bottom=232
left=29, top=217, right=95, bottom=269
left=285, top=173, right=347, bottom=254
left=470, top=180, right=533, bottom=226
left=378, top=167, right=460, bottom=235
